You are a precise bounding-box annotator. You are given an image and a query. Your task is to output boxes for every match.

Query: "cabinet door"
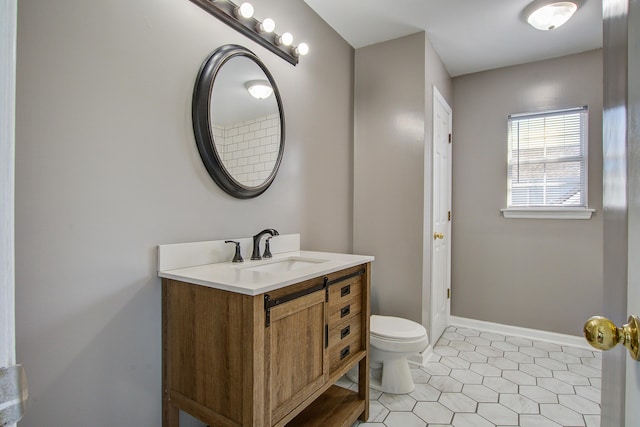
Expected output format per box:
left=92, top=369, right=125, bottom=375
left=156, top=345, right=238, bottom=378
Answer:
left=267, top=290, right=327, bottom=424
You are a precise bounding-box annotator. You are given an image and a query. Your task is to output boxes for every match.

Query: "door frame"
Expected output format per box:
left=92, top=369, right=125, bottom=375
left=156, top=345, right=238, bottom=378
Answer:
left=1, top=0, right=19, bottom=426
left=430, top=85, right=452, bottom=345
left=1, top=0, right=17, bottom=370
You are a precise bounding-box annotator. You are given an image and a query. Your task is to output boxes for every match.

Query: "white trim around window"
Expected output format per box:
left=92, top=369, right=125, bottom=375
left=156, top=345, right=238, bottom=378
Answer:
left=504, top=106, right=594, bottom=219
left=501, top=207, right=595, bottom=219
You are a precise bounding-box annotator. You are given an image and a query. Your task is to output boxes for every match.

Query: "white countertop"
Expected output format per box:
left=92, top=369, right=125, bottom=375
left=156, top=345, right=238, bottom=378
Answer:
left=158, top=250, right=374, bottom=296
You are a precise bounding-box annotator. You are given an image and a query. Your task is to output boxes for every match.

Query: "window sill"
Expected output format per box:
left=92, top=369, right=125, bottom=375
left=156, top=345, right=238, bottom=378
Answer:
left=501, top=208, right=595, bottom=220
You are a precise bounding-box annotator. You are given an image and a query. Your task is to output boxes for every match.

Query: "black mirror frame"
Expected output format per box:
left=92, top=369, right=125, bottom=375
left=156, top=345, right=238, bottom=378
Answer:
left=192, top=44, right=285, bottom=199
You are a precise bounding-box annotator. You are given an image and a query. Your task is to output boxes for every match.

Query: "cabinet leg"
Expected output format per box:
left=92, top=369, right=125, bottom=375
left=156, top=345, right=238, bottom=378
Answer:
left=163, top=393, right=179, bottom=427
left=358, top=356, right=369, bottom=421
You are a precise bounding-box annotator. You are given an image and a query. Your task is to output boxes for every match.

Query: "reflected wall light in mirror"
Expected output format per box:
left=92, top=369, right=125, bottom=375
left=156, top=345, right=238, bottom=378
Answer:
left=189, top=0, right=309, bottom=65
left=192, top=44, right=285, bottom=199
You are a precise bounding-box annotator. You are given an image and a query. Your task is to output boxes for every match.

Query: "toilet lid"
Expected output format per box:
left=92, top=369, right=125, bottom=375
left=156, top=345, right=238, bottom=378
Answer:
left=370, top=315, right=427, bottom=340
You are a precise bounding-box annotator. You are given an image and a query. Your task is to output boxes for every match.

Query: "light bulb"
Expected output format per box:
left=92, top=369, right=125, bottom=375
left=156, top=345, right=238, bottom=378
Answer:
left=277, top=32, right=293, bottom=46
left=235, top=2, right=254, bottom=19
left=526, top=1, right=578, bottom=30
left=257, top=18, right=275, bottom=33
left=295, top=42, right=309, bottom=56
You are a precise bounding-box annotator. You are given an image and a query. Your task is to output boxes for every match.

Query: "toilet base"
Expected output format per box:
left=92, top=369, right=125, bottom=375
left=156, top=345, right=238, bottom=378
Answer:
left=346, top=357, right=415, bottom=394
left=376, top=356, right=415, bottom=394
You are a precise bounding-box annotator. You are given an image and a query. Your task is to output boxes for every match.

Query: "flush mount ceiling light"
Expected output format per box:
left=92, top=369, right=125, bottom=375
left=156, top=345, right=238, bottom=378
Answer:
left=524, top=0, right=580, bottom=30
left=245, top=80, right=273, bottom=99
left=188, top=0, right=309, bottom=66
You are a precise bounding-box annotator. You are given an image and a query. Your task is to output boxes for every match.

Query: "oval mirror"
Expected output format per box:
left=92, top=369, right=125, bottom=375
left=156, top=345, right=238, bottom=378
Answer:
left=192, top=44, right=285, bottom=199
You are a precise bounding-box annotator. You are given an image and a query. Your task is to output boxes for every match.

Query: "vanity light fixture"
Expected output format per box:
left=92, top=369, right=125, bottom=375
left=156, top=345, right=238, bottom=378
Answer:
left=524, top=0, right=580, bottom=30
left=188, top=0, right=309, bottom=66
left=245, top=80, right=273, bottom=100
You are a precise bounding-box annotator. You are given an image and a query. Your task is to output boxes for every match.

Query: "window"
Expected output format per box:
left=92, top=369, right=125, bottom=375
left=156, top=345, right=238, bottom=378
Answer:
left=503, top=106, right=593, bottom=219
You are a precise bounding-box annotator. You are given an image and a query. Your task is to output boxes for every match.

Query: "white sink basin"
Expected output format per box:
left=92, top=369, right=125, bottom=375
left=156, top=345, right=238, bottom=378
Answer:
left=240, top=256, right=329, bottom=273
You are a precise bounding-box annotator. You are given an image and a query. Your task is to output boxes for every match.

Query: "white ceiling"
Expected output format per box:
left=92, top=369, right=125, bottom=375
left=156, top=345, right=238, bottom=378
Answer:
left=303, top=0, right=602, bottom=77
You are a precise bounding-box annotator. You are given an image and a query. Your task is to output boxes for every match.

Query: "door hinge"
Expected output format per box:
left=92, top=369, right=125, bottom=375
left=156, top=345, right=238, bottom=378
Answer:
left=447, top=288, right=451, bottom=299
left=448, top=133, right=452, bottom=144
left=448, top=211, right=451, bottom=221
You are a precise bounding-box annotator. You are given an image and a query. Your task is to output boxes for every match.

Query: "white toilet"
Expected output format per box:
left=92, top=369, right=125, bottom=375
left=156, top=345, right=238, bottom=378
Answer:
left=349, top=315, right=429, bottom=394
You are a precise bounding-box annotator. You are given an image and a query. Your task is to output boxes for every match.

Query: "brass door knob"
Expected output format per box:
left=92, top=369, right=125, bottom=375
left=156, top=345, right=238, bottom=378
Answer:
left=583, top=315, right=640, bottom=360
left=434, top=232, right=445, bottom=240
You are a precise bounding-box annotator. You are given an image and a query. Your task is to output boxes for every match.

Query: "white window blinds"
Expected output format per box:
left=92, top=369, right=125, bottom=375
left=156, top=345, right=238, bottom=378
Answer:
left=507, top=106, right=588, bottom=208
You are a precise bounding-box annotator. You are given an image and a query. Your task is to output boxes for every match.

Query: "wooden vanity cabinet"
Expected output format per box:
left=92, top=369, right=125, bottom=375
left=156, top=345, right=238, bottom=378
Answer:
left=162, top=263, right=371, bottom=427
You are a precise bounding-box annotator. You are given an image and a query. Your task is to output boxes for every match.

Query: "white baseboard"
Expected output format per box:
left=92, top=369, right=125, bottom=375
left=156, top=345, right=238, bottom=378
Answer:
left=449, top=316, right=597, bottom=351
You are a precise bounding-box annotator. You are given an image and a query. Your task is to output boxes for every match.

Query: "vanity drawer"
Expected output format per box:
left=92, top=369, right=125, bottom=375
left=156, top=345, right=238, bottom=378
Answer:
left=328, top=276, right=362, bottom=309
left=329, top=331, right=362, bottom=372
left=327, top=294, right=362, bottom=327
left=328, top=315, right=362, bottom=349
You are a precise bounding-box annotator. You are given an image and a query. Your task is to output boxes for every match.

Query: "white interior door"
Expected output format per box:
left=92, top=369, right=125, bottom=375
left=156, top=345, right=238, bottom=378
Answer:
left=622, top=0, right=640, bottom=420
left=624, top=0, right=640, bottom=416
left=598, top=0, right=640, bottom=425
left=430, top=87, right=452, bottom=344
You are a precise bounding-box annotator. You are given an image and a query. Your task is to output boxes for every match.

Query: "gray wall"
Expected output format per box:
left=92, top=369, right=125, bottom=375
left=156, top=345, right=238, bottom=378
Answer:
left=353, top=32, right=452, bottom=332
left=451, top=50, right=603, bottom=336
left=15, top=1, right=353, bottom=426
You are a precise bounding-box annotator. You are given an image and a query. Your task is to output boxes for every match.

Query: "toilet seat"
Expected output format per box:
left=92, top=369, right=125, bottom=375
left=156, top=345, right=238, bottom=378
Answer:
left=370, top=315, right=429, bottom=353
left=370, top=315, right=427, bottom=340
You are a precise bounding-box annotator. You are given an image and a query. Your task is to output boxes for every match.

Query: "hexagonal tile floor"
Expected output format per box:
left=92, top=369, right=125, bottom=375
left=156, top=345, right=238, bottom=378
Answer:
left=345, top=325, right=601, bottom=427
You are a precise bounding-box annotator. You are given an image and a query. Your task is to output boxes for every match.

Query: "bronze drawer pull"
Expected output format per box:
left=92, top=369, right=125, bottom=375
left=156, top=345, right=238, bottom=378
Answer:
left=340, top=345, right=350, bottom=360
left=340, top=325, right=351, bottom=339
left=341, top=284, right=351, bottom=297
left=340, top=305, right=350, bottom=318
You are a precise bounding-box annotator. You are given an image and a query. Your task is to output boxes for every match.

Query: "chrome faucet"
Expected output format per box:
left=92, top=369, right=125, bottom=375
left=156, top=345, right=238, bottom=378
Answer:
left=251, top=229, right=279, bottom=260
